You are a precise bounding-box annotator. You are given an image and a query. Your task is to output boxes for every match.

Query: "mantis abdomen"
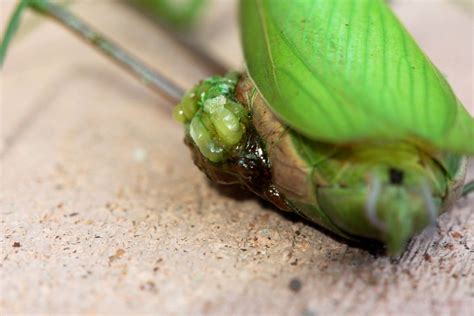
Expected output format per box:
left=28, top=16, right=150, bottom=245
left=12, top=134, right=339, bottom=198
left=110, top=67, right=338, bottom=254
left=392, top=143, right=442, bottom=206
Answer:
left=179, top=73, right=468, bottom=253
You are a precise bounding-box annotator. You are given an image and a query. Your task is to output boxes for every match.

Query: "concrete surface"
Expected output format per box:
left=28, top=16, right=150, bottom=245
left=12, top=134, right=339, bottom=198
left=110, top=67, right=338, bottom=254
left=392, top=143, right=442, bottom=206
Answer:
left=1, top=1, right=473, bottom=315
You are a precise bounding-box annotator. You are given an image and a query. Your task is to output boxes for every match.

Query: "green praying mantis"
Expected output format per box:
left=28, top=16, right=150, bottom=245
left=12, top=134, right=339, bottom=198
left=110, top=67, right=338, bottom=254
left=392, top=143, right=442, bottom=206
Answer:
left=1, top=0, right=473, bottom=255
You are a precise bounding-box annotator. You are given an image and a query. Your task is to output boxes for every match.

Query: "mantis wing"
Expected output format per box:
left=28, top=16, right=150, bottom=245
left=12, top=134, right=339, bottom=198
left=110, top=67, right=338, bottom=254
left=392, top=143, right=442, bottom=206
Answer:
left=240, top=0, right=473, bottom=154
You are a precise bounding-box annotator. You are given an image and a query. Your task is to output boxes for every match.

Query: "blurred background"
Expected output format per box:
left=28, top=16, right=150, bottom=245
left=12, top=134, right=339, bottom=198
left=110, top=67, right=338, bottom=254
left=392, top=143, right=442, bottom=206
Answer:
left=1, top=1, right=473, bottom=315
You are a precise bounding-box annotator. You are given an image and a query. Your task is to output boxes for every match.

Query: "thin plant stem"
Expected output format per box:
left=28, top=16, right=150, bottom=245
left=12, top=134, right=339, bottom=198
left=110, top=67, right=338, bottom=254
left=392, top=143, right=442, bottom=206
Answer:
left=29, top=0, right=184, bottom=104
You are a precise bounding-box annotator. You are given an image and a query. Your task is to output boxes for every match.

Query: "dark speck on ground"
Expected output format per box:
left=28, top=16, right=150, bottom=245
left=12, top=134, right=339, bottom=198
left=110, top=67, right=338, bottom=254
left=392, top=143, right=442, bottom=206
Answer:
left=289, top=278, right=303, bottom=293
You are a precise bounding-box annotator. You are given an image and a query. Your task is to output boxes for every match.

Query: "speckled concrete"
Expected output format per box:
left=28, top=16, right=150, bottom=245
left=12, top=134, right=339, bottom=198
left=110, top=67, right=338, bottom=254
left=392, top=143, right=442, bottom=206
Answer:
left=1, top=1, right=473, bottom=315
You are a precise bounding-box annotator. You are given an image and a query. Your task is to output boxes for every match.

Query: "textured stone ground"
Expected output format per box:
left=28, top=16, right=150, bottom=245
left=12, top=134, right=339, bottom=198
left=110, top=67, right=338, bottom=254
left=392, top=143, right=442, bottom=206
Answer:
left=1, top=1, right=473, bottom=315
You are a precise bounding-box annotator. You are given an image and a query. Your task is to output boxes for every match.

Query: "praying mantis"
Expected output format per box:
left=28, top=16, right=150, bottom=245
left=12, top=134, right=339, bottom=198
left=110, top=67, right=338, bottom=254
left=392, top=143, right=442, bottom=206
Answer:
left=1, top=0, right=473, bottom=254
